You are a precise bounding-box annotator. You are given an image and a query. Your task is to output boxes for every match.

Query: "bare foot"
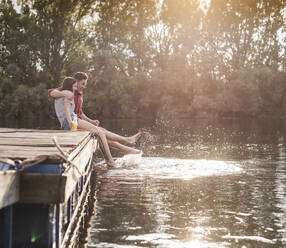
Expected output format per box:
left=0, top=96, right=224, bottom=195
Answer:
left=124, top=147, right=142, bottom=155
left=106, top=160, right=116, bottom=167
left=127, top=131, right=142, bottom=144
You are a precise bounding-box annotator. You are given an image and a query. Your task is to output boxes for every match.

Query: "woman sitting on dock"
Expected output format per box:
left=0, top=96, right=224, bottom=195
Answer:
left=54, top=77, right=141, bottom=166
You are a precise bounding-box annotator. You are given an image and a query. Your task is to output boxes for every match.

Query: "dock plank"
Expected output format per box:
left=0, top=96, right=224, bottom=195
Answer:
left=0, top=128, right=90, bottom=160
left=0, top=138, right=83, bottom=147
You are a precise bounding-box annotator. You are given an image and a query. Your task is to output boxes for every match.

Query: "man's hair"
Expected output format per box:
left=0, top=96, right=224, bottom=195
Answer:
left=62, top=77, right=76, bottom=92
left=73, top=72, right=88, bottom=82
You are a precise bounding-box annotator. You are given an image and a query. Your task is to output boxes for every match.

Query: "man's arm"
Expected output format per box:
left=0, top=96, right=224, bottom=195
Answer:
left=80, top=112, right=100, bottom=126
left=49, top=89, right=74, bottom=99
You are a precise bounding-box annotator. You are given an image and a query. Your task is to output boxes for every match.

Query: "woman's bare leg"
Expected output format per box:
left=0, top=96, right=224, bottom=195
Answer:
left=78, top=119, right=115, bottom=166
left=98, top=127, right=142, bottom=145
left=107, top=140, right=141, bottom=155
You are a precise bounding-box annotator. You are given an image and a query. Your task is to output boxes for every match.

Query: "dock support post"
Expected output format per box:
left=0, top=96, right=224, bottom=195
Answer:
left=2, top=206, right=13, bottom=248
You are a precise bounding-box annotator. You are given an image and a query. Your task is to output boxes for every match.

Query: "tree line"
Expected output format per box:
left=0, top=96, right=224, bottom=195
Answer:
left=0, top=0, right=286, bottom=128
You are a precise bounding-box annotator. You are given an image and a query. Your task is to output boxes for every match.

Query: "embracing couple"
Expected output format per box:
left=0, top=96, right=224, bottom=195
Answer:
left=48, top=72, right=142, bottom=166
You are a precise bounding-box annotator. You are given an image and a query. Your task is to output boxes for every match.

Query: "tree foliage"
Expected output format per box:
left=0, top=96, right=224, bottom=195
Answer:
left=0, top=0, right=286, bottom=128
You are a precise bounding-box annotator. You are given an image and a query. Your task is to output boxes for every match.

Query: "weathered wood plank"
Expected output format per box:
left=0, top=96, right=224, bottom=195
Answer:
left=0, top=128, right=90, bottom=160
left=0, top=140, right=76, bottom=147
left=0, top=171, right=20, bottom=208
left=0, top=128, right=18, bottom=133
left=0, top=135, right=86, bottom=141
left=0, top=128, right=83, bottom=133
left=0, top=132, right=88, bottom=140
left=0, top=146, right=68, bottom=160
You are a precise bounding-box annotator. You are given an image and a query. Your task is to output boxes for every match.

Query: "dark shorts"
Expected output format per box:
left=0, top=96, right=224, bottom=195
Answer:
left=61, top=118, right=71, bottom=130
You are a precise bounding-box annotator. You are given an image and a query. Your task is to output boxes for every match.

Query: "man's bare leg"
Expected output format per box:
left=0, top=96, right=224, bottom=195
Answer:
left=78, top=120, right=142, bottom=155
left=78, top=119, right=115, bottom=166
left=98, top=127, right=142, bottom=145
left=107, top=140, right=142, bottom=155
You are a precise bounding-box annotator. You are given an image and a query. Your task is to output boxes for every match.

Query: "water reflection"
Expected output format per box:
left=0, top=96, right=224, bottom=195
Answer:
left=274, top=147, right=286, bottom=245
left=87, top=120, right=286, bottom=248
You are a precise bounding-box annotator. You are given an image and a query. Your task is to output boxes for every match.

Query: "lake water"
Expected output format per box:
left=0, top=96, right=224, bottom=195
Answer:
left=86, top=118, right=286, bottom=248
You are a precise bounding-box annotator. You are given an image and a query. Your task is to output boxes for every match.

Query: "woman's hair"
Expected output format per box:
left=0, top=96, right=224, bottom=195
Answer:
left=73, top=72, right=88, bottom=81
left=62, top=77, right=77, bottom=92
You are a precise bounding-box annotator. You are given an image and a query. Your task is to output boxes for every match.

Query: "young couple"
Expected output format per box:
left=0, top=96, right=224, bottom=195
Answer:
left=49, top=72, right=142, bottom=166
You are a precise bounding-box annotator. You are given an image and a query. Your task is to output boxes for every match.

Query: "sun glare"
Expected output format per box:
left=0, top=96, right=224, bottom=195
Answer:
left=199, top=0, right=211, bottom=12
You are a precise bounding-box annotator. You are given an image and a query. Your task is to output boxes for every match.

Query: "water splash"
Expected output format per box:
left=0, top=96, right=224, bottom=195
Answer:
left=115, top=151, right=143, bottom=167
left=105, top=157, right=242, bottom=180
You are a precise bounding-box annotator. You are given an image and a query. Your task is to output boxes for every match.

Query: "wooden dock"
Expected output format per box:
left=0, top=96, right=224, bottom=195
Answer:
left=0, top=128, right=89, bottom=159
left=0, top=128, right=99, bottom=248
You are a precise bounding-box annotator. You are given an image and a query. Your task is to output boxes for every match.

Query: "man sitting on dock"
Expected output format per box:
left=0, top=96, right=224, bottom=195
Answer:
left=48, top=72, right=142, bottom=155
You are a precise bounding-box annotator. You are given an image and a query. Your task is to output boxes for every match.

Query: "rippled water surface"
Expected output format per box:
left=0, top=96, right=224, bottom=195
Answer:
left=87, top=119, right=286, bottom=248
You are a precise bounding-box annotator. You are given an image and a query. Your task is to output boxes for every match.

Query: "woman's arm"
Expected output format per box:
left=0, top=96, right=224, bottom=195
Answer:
left=64, top=101, right=73, bottom=129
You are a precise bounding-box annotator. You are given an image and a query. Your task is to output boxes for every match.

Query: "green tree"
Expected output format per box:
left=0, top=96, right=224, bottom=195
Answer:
left=84, top=0, right=158, bottom=119
left=0, top=0, right=95, bottom=127
left=1, top=0, right=286, bottom=127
